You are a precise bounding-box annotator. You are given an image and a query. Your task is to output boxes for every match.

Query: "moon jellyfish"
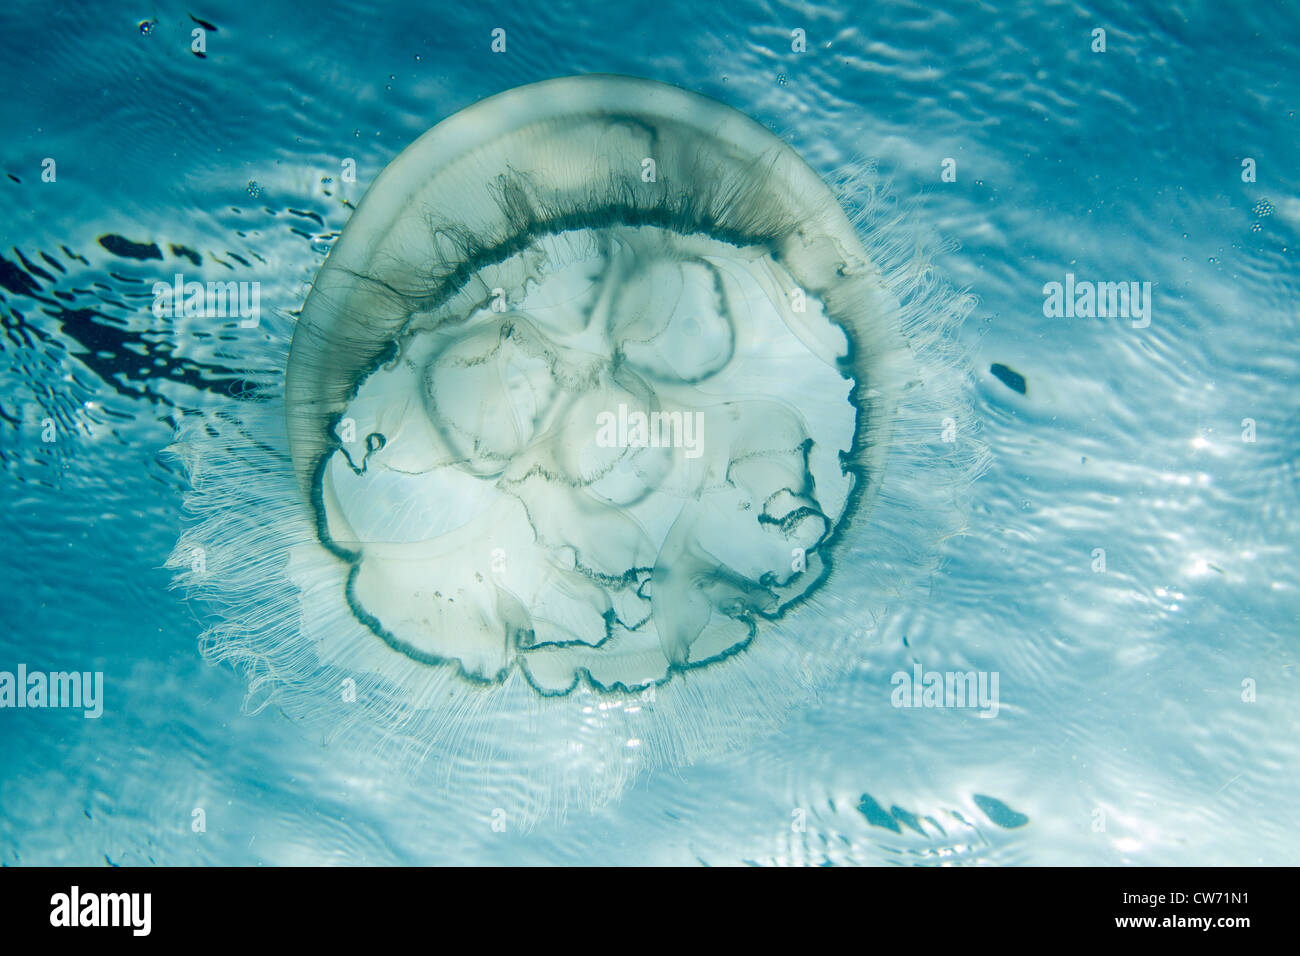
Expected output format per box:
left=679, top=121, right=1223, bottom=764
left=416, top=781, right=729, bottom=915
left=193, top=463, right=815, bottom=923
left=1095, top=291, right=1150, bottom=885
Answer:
left=168, top=75, right=985, bottom=817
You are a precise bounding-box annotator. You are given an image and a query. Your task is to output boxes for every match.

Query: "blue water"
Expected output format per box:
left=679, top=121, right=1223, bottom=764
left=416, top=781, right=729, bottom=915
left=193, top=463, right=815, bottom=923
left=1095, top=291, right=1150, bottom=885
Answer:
left=1, top=0, right=1297, bottom=865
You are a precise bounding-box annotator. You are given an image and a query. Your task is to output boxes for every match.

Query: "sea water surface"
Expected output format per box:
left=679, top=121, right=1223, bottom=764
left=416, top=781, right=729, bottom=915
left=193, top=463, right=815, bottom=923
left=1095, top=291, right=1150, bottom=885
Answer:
left=1, top=0, right=1297, bottom=865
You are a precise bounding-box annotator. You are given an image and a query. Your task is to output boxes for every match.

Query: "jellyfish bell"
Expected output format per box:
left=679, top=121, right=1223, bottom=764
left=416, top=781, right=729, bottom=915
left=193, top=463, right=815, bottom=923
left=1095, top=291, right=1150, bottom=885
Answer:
left=169, top=74, right=985, bottom=819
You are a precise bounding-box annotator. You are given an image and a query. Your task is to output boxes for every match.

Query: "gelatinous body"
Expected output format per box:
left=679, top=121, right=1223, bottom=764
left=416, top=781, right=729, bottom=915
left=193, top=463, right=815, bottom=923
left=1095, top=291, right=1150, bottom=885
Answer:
left=170, top=75, right=983, bottom=816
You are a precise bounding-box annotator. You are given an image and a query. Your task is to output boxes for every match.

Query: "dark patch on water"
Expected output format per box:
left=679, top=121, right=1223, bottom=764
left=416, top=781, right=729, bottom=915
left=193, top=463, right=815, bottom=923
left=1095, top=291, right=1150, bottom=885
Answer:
left=0, top=248, right=262, bottom=409
left=288, top=208, right=325, bottom=226
left=973, top=793, right=1029, bottom=828
left=170, top=244, right=202, bottom=266
left=15, top=250, right=56, bottom=284
left=98, top=235, right=163, bottom=261
left=990, top=362, right=1027, bottom=395
left=0, top=256, right=42, bottom=297
left=890, top=804, right=927, bottom=836
left=857, top=792, right=902, bottom=832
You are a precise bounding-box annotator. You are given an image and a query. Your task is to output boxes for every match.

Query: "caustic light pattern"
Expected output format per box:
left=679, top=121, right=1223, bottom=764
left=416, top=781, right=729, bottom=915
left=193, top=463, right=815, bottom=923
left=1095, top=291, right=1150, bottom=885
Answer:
left=169, top=75, right=985, bottom=815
